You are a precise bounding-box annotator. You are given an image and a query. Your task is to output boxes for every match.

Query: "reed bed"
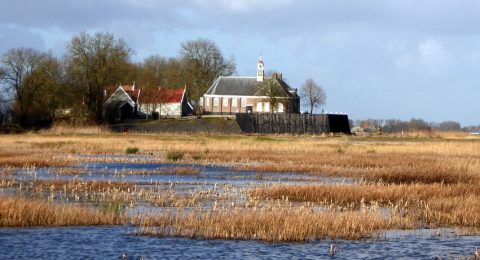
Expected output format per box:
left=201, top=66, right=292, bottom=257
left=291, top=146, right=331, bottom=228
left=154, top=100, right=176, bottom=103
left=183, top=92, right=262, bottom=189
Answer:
left=250, top=184, right=480, bottom=205
left=12, top=179, right=136, bottom=193
left=39, top=124, right=112, bottom=135
left=0, top=151, right=68, bottom=167
left=250, top=184, right=480, bottom=229
left=0, top=178, right=228, bottom=208
left=1, top=132, right=480, bottom=241
left=235, top=153, right=480, bottom=184
left=52, top=166, right=201, bottom=175
left=120, top=167, right=201, bottom=175
left=133, top=207, right=409, bottom=241
left=0, top=196, right=123, bottom=227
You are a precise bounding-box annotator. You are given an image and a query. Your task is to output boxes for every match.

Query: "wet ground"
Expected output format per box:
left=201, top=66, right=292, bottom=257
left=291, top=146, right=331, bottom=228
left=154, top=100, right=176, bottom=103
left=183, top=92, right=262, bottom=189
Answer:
left=2, top=160, right=480, bottom=259
left=12, top=162, right=351, bottom=186
left=0, top=226, right=478, bottom=259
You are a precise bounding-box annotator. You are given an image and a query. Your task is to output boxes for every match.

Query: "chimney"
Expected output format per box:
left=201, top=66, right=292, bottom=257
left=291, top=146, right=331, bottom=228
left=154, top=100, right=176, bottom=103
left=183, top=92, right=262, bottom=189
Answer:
left=278, top=73, right=282, bottom=79
left=272, top=72, right=277, bottom=79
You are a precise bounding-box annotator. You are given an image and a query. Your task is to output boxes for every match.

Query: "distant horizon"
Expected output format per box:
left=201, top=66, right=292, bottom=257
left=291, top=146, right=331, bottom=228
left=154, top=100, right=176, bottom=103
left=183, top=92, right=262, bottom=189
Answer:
left=1, top=0, right=479, bottom=125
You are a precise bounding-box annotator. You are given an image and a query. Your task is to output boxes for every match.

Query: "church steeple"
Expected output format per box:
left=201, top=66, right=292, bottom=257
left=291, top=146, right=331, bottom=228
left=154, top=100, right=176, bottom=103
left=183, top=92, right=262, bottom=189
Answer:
left=257, top=56, right=264, bottom=82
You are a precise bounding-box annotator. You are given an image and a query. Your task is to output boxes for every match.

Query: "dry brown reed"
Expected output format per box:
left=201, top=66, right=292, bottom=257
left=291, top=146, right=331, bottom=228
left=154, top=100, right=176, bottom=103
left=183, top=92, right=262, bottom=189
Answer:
left=0, top=196, right=123, bottom=227
left=14, top=179, right=136, bottom=193
left=250, top=184, right=480, bottom=205
left=52, top=166, right=200, bottom=175
left=0, top=179, right=209, bottom=208
left=0, top=151, right=68, bottom=167
left=123, top=167, right=200, bottom=175
left=1, top=132, right=480, bottom=240
left=134, top=207, right=408, bottom=241
left=39, top=124, right=111, bottom=135
left=250, top=184, right=480, bottom=229
left=235, top=153, right=480, bottom=184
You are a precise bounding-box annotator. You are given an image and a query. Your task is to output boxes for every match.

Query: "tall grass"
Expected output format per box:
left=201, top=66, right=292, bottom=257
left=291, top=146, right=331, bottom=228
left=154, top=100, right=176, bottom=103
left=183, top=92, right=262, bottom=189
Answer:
left=250, top=184, right=480, bottom=229
left=39, top=124, right=111, bottom=135
left=0, top=197, right=123, bottom=227
left=134, top=207, right=399, bottom=241
left=1, top=132, right=480, bottom=241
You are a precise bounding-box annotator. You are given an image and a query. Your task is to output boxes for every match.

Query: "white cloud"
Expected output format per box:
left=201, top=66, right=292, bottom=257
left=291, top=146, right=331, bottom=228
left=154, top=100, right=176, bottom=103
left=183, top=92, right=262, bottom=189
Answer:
left=194, top=0, right=292, bottom=12
left=418, top=38, right=449, bottom=64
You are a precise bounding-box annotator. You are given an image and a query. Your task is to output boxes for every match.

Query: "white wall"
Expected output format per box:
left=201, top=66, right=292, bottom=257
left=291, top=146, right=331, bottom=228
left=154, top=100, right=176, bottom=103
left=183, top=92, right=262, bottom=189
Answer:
left=138, top=103, right=181, bottom=118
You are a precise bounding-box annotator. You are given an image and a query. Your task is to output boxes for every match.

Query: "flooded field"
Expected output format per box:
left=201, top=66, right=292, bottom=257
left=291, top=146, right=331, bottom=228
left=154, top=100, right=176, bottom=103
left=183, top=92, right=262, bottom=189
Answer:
left=1, top=132, right=480, bottom=258
left=0, top=226, right=479, bottom=259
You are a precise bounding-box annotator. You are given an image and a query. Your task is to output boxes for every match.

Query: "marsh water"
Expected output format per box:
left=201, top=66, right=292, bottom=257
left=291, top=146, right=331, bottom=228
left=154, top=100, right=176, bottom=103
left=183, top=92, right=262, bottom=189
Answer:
left=2, top=159, right=480, bottom=259
left=1, top=226, right=479, bottom=259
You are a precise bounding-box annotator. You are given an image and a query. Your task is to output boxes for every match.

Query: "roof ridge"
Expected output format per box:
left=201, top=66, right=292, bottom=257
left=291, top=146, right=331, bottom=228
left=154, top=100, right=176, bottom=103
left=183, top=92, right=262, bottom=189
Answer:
left=219, top=76, right=257, bottom=79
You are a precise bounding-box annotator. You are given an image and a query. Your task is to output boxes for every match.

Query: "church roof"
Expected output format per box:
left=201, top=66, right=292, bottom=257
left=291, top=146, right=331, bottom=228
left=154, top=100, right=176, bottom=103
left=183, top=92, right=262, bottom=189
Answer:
left=205, top=76, right=297, bottom=97
left=206, top=77, right=260, bottom=96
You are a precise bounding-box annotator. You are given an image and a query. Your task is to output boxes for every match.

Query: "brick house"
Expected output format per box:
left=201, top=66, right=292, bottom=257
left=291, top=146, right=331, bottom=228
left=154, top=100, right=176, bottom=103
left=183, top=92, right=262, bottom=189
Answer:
left=200, top=57, right=300, bottom=114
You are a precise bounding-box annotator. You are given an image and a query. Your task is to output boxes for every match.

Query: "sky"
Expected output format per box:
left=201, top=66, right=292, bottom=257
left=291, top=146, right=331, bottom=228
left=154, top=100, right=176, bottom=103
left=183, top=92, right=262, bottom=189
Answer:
left=1, top=0, right=480, bottom=126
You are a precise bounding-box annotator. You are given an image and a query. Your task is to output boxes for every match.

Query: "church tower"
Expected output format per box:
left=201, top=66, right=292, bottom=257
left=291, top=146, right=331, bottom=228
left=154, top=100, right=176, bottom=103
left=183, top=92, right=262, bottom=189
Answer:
left=256, top=56, right=264, bottom=82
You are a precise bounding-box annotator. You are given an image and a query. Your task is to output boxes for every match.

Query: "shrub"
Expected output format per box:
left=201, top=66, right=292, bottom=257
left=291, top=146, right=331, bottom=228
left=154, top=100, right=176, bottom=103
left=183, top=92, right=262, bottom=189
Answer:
left=167, top=151, right=184, bottom=161
left=192, top=153, right=205, bottom=160
left=126, top=147, right=139, bottom=154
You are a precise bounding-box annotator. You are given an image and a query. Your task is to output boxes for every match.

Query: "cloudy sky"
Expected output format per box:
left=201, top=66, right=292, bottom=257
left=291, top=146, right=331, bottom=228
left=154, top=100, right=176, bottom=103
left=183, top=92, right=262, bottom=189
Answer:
left=1, top=0, right=479, bottom=125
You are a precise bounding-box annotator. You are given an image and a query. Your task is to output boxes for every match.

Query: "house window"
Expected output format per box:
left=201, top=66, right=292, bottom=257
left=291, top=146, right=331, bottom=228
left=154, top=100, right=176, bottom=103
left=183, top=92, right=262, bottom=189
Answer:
left=241, top=98, right=247, bottom=107
left=222, top=98, right=229, bottom=107
left=256, top=102, right=263, bottom=112
left=264, top=102, right=270, bottom=112
left=213, top=98, right=219, bottom=107
left=232, top=98, right=238, bottom=107
left=277, top=103, right=284, bottom=112
left=206, top=97, right=210, bottom=106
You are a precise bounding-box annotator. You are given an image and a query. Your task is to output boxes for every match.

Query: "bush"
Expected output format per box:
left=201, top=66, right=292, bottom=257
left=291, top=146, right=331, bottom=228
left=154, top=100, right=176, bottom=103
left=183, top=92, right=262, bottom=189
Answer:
left=192, top=153, right=205, bottom=160
left=167, top=151, right=184, bottom=161
left=126, top=147, right=139, bottom=154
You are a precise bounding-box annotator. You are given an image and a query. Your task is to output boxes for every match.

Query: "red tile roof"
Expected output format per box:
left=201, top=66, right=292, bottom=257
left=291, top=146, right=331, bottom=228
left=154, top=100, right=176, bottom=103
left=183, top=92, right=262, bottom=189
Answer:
left=122, top=85, right=140, bottom=100
left=139, top=87, right=184, bottom=104
left=122, top=85, right=135, bottom=92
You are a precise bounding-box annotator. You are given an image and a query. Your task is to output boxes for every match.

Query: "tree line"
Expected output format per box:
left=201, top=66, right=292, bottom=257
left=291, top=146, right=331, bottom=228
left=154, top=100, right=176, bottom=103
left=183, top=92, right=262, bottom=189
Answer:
left=0, top=32, right=236, bottom=128
left=352, top=118, right=476, bottom=132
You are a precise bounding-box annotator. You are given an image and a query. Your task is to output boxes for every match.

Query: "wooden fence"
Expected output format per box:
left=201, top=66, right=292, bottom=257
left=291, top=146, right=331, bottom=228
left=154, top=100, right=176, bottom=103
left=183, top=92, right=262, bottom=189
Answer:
left=236, top=113, right=351, bottom=134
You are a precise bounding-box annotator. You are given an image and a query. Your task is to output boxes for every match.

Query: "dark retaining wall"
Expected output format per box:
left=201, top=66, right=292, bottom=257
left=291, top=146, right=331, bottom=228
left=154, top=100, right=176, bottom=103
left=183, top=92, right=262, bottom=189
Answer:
left=236, top=113, right=351, bottom=134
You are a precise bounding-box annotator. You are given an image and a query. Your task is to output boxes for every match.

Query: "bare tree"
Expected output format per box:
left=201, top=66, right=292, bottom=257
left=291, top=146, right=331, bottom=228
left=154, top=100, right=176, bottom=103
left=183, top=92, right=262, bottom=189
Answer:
left=180, top=38, right=235, bottom=102
left=0, top=48, right=61, bottom=127
left=300, top=79, right=326, bottom=114
left=257, top=78, right=289, bottom=113
left=66, top=32, right=133, bottom=122
left=137, top=55, right=167, bottom=88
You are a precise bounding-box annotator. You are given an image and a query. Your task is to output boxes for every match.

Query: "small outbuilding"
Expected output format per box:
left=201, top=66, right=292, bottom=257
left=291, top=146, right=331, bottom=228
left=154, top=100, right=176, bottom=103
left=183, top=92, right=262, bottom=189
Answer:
left=104, top=85, right=139, bottom=123
left=104, top=84, right=193, bottom=122
left=137, top=86, right=193, bottom=119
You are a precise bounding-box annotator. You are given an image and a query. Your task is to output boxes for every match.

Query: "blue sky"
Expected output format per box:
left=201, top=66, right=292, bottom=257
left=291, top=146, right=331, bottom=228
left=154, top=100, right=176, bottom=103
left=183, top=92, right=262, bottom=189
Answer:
left=1, top=0, right=479, bottom=126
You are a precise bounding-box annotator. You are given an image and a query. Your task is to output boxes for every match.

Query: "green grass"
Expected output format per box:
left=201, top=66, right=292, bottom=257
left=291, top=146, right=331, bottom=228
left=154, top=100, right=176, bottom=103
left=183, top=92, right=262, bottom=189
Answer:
left=166, top=151, right=184, bottom=161
left=125, top=147, right=139, bottom=154
left=255, top=136, right=279, bottom=142
left=192, top=153, right=205, bottom=160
